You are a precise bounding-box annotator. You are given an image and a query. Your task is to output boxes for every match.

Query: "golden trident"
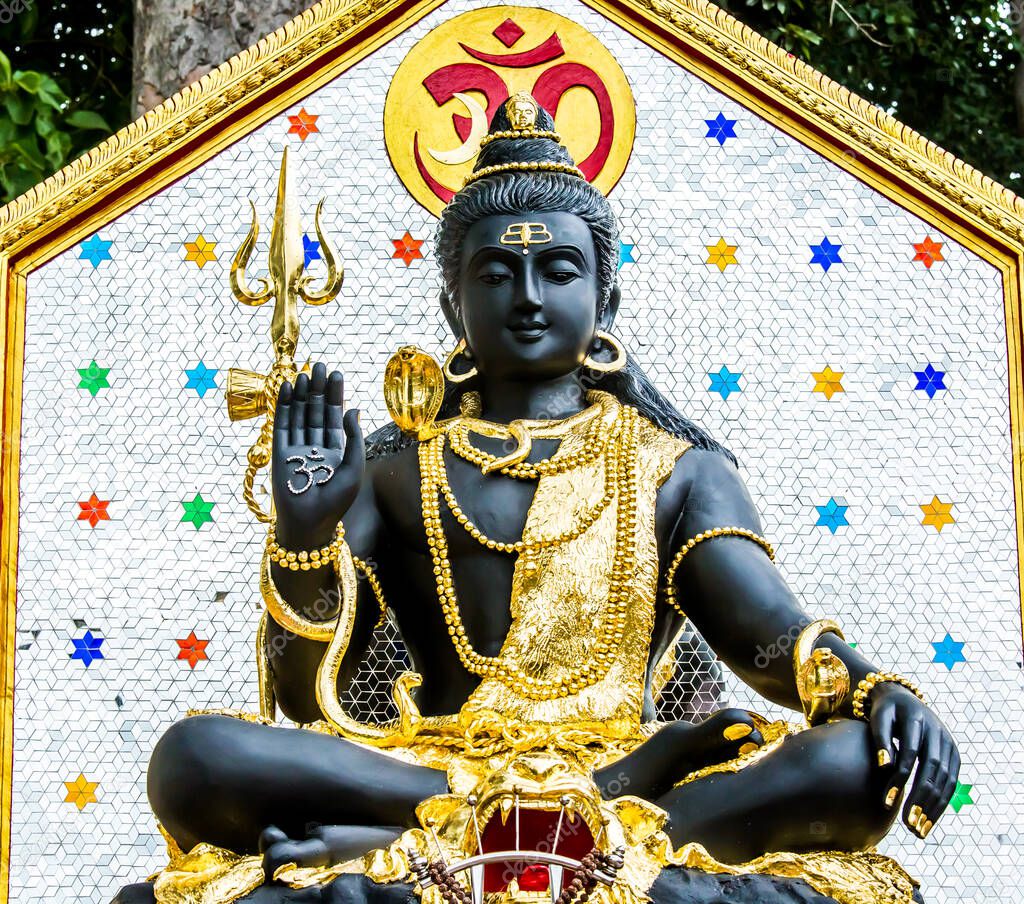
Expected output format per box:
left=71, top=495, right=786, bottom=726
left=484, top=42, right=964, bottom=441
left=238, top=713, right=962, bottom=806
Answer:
left=226, top=147, right=344, bottom=521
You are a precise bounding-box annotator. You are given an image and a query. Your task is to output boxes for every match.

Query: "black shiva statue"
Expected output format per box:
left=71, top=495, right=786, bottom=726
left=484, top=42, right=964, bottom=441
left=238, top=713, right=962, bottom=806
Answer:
left=117, top=94, right=952, bottom=904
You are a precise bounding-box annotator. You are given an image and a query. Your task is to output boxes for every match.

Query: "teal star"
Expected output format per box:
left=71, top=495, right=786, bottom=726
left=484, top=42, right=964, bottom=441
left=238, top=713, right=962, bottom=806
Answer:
left=184, top=361, right=218, bottom=397
left=949, top=782, right=974, bottom=813
left=815, top=497, right=849, bottom=534
left=931, top=632, right=966, bottom=670
left=77, top=360, right=111, bottom=396
left=708, top=366, right=742, bottom=399
left=180, top=493, right=215, bottom=529
left=79, top=235, right=113, bottom=268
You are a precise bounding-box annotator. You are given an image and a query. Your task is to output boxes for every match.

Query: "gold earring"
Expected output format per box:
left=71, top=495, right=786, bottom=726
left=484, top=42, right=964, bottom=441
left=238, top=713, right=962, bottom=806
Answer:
left=443, top=338, right=478, bottom=383
left=584, top=330, right=627, bottom=373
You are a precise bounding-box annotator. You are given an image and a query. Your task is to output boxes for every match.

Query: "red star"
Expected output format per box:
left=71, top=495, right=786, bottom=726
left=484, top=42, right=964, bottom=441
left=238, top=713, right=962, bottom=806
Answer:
left=913, top=236, right=944, bottom=269
left=287, top=108, right=319, bottom=141
left=392, top=231, right=424, bottom=266
left=176, top=631, right=210, bottom=669
left=77, top=493, right=110, bottom=528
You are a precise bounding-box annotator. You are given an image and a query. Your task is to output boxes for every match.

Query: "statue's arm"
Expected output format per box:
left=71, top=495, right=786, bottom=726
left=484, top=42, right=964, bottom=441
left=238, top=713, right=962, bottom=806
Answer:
left=265, top=363, right=382, bottom=723
left=670, top=448, right=960, bottom=834
left=668, top=448, right=890, bottom=710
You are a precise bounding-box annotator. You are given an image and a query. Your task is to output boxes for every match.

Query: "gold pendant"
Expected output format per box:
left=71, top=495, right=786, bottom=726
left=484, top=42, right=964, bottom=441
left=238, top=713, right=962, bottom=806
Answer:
left=384, top=345, right=445, bottom=439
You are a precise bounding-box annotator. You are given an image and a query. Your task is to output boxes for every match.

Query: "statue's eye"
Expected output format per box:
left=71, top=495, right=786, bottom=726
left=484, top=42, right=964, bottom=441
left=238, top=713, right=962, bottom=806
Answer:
left=478, top=271, right=510, bottom=286
left=545, top=269, right=579, bottom=285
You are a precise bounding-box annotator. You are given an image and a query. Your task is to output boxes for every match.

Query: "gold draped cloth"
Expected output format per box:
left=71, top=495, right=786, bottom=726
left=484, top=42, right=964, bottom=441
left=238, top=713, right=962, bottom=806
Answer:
left=150, top=394, right=919, bottom=904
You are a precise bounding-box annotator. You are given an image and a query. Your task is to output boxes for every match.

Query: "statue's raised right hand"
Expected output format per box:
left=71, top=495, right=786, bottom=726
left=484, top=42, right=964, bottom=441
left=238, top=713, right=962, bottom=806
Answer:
left=272, top=362, right=364, bottom=548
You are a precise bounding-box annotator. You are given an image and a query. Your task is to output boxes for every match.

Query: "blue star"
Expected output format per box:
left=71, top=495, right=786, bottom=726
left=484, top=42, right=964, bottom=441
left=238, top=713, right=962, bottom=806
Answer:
left=303, top=233, right=321, bottom=268
left=705, top=113, right=737, bottom=145
left=618, top=242, right=636, bottom=269
left=914, top=364, right=947, bottom=399
left=815, top=497, right=849, bottom=534
left=79, top=235, right=113, bottom=268
left=708, top=366, right=742, bottom=399
left=184, top=361, right=219, bottom=398
left=810, top=238, right=843, bottom=272
left=70, top=630, right=104, bottom=667
left=932, top=632, right=966, bottom=670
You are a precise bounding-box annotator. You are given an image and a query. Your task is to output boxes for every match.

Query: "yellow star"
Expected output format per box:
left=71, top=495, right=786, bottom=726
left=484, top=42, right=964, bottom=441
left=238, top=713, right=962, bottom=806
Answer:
left=705, top=238, right=738, bottom=272
left=812, top=366, right=845, bottom=399
left=920, top=496, right=955, bottom=532
left=184, top=234, right=218, bottom=268
left=64, top=773, right=99, bottom=810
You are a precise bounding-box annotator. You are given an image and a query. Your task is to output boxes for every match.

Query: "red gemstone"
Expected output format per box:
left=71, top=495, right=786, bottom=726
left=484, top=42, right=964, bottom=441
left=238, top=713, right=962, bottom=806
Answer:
left=492, top=18, right=525, bottom=47
left=518, top=865, right=550, bottom=892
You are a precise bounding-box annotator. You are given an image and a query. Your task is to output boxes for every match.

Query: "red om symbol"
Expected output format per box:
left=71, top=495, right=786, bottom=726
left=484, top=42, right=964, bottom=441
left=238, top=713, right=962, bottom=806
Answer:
left=413, top=30, right=616, bottom=204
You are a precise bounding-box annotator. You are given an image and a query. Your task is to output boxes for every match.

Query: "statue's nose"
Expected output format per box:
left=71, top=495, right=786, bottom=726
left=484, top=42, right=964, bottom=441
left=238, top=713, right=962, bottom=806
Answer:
left=515, top=273, right=543, bottom=311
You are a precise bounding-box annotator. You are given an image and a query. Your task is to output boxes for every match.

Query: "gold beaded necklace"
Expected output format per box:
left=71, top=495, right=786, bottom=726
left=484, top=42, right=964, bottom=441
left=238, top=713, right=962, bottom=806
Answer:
left=447, top=391, right=618, bottom=479
left=418, top=403, right=642, bottom=700
left=437, top=418, right=621, bottom=554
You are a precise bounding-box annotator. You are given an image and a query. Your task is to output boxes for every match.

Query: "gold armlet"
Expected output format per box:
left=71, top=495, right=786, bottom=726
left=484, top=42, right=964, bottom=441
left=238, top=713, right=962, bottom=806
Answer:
left=315, top=545, right=422, bottom=747
left=793, top=619, right=850, bottom=726
left=266, top=519, right=345, bottom=570
left=663, top=526, right=775, bottom=617
left=851, top=672, right=924, bottom=720
left=260, top=548, right=337, bottom=641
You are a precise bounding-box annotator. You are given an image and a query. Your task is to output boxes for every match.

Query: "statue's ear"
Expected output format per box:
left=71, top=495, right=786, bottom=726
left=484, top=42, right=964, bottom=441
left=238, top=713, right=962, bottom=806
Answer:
left=439, top=289, right=463, bottom=338
left=598, top=283, right=622, bottom=331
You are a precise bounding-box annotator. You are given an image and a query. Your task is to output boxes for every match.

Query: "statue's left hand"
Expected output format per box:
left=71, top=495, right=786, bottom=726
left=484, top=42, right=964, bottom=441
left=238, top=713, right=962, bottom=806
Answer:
left=869, top=683, right=960, bottom=838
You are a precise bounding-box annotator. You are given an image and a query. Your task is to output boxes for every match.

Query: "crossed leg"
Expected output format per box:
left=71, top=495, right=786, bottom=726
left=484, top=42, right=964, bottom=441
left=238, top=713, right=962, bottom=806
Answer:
left=656, top=719, right=899, bottom=862
left=148, top=715, right=448, bottom=855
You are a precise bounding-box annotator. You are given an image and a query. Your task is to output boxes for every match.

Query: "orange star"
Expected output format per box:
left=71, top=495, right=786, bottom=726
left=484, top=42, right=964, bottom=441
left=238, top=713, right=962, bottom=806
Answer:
left=913, top=237, right=944, bottom=269
left=392, top=231, right=424, bottom=266
left=184, top=235, right=217, bottom=268
left=64, top=773, right=99, bottom=810
left=812, top=366, right=844, bottom=400
left=77, top=493, right=111, bottom=528
left=176, top=631, right=210, bottom=669
left=287, top=108, right=319, bottom=141
left=705, top=238, right=738, bottom=272
left=920, top=496, right=955, bottom=532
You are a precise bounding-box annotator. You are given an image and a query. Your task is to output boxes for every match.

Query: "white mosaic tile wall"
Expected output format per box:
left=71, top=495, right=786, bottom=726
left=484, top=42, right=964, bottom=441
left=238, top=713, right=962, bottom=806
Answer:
left=12, top=0, right=1022, bottom=899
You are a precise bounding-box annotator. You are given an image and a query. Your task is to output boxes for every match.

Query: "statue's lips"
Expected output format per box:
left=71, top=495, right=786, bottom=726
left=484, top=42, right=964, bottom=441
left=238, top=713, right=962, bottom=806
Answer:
left=507, top=323, right=549, bottom=342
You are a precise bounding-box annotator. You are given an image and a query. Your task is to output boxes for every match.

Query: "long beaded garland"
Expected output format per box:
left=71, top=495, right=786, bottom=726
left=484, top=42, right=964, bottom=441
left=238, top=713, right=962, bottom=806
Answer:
left=437, top=418, right=622, bottom=554
left=418, top=405, right=641, bottom=699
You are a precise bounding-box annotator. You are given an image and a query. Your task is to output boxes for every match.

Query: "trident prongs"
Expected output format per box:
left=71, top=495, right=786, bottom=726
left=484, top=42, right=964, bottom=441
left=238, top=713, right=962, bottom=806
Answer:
left=467, top=793, right=484, bottom=855
left=551, top=795, right=570, bottom=857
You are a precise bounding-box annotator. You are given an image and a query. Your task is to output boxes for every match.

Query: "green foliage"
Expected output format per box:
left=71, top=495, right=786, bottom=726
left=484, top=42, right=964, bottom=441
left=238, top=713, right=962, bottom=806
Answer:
left=720, top=0, right=1024, bottom=195
left=0, top=1, right=132, bottom=205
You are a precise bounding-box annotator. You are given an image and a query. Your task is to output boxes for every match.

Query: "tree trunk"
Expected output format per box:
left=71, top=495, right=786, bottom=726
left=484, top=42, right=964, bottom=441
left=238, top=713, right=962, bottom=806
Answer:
left=1014, top=0, right=1024, bottom=136
left=133, top=0, right=315, bottom=114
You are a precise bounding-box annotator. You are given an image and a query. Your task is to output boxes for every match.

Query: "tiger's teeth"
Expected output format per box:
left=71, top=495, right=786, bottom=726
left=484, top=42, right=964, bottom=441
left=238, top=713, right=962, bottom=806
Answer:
left=499, top=797, right=514, bottom=825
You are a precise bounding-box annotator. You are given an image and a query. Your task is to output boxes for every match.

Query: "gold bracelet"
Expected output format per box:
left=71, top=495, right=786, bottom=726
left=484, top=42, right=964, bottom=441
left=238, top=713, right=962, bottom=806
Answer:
left=851, top=671, right=923, bottom=720
left=260, top=547, right=340, bottom=641
left=267, top=520, right=345, bottom=570
left=663, top=527, right=775, bottom=618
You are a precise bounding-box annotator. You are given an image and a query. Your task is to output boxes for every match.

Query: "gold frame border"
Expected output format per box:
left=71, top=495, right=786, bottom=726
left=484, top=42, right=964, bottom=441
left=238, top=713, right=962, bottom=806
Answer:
left=0, top=0, right=1023, bottom=894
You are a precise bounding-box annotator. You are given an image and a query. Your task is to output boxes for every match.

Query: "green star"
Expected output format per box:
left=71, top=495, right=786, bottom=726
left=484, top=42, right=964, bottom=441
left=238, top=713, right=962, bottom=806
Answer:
left=77, top=360, right=111, bottom=397
left=949, top=782, right=974, bottom=813
left=180, top=493, right=215, bottom=529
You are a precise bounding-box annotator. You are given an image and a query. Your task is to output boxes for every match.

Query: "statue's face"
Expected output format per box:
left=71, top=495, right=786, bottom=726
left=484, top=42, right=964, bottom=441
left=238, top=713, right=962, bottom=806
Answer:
left=458, top=211, right=600, bottom=382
